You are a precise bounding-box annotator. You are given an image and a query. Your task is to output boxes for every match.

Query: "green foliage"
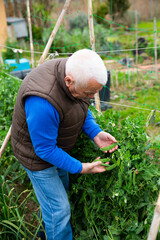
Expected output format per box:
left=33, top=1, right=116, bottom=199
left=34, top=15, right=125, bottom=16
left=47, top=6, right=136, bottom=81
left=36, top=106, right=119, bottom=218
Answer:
left=0, top=175, right=40, bottom=239
left=0, top=65, right=21, bottom=143
left=42, top=23, right=121, bottom=53
left=32, top=2, right=50, bottom=28
left=95, top=2, right=109, bottom=26
left=68, top=13, right=89, bottom=31
left=107, top=0, right=130, bottom=19
left=146, top=43, right=160, bottom=59
left=32, top=25, right=43, bottom=41
left=0, top=65, right=159, bottom=239
left=0, top=68, right=41, bottom=239
left=69, top=109, right=160, bottom=239
left=2, top=41, right=20, bottom=60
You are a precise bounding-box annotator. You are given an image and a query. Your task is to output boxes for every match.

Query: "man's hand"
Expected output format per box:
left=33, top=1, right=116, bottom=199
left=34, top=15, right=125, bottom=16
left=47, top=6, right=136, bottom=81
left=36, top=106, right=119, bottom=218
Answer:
left=80, top=161, right=109, bottom=174
left=94, top=131, right=118, bottom=153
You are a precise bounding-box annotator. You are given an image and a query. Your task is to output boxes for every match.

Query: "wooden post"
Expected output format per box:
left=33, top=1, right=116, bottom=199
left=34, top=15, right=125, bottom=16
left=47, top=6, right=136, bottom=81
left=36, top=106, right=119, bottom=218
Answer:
left=27, top=0, right=34, bottom=68
left=124, top=72, right=126, bottom=86
left=88, top=0, right=95, bottom=51
left=88, top=0, right=101, bottom=112
left=154, top=17, right=158, bottom=81
left=147, top=192, right=160, bottom=240
left=127, top=55, right=130, bottom=86
left=135, top=10, right=138, bottom=66
left=0, top=0, right=72, bottom=159
left=115, top=70, right=119, bottom=88
left=111, top=70, right=114, bottom=90
left=38, top=0, right=72, bottom=65
left=0, top=48, right=4, bottom=65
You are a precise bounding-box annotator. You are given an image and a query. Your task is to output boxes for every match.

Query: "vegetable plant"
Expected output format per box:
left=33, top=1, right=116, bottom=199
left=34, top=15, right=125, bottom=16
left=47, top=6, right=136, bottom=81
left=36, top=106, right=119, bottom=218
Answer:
left=69, top=108, right=160, bottom=240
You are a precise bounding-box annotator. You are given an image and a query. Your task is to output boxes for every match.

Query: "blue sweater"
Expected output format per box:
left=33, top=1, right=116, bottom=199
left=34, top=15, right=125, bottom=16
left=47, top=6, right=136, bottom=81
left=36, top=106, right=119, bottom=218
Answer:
left=25, top=96, right=102, bottom=174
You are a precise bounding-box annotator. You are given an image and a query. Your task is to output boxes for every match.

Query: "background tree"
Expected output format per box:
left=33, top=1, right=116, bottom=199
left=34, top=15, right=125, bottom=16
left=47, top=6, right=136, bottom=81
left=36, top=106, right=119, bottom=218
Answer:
left=107, top=0, right=130, bottom=20
left=95, top=2, right=108, bottom=25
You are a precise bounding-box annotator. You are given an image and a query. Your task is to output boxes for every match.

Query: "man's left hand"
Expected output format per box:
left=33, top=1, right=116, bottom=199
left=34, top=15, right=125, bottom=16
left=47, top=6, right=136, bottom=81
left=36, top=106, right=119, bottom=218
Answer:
left=93, top=131, right=118, bottom=153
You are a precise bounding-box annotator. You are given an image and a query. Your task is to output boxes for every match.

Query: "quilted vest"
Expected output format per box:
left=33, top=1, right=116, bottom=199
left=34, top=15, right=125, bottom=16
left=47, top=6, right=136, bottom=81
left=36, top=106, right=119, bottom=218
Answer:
left=11, top=58, right=90, bottom=171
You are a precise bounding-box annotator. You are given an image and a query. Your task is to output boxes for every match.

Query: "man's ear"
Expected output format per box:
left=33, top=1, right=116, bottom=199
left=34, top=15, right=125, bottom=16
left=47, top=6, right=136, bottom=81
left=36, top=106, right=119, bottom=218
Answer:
left=64, top=75, right=74, bottom=87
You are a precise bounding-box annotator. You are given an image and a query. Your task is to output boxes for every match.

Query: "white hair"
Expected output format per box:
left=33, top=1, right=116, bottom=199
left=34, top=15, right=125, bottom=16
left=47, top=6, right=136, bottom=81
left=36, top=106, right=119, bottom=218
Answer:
left=65, top=49, right=107, bottom=88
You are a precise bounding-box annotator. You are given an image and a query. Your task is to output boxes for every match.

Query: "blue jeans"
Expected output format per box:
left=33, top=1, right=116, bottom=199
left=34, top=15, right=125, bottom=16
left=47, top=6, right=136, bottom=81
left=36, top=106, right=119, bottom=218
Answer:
left=23, top=166, right=73, bottom=240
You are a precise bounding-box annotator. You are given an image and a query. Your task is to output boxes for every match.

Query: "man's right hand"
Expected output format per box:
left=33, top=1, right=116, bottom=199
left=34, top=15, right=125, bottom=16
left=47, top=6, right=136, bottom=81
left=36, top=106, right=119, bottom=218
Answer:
left=80, top=161, right=109, bottom=174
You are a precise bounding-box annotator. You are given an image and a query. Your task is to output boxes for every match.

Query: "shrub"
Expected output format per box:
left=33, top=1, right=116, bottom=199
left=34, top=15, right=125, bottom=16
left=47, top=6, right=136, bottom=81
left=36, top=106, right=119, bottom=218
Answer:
left=32, top=25, right=43, bottom=41
left=95, top=2, right=109, bottom=26
left=108, top=0, right=130, bottom=20
left=146, top=43, right=160, bottom=59
left=68, top=13, right=89, bottom=31
left=2, top=41, right=20, bottom=60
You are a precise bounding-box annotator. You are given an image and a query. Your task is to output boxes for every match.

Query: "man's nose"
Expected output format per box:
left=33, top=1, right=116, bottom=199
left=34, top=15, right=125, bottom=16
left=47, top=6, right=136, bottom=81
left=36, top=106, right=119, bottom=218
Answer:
left=88, top=94, right=95, bottom=98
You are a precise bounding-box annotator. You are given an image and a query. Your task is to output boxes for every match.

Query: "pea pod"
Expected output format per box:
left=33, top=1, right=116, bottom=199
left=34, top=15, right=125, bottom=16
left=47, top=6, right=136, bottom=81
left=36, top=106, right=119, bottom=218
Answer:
left=105, top=163, right=117, bottom=171
left=101, top=163, right=110, bottom=167
left=100, top=142, right=118, bottom=152
left=94, top=158, right=110, bottom=163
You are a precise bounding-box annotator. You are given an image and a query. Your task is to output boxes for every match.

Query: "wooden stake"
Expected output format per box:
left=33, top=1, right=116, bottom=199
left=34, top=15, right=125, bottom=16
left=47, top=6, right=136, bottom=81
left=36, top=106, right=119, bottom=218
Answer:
left=0, top=0, right=72, bottom=158
left=88, top=0, right=101, bottom=112
left=27, top=0, right=34, bottom=68
left=38, top=0, right=72, bottom=65
left=0, top=126, right=12, bottom=158
left=135, top=10, right=138, bottom=66
left=0, top=48, right=3, bottom=65
left=124, top=72, right=126, bottom=86
left=111, top=70, right=115, bottom=90
left=127, top=55, right=130, bottom=86
left=147, top=192, right=160, bottom=240
left=115, top=70, right=119, bottom=88
left=88, top=0, right=95, bottom=51
left=154, top=17, right=158, bottom=81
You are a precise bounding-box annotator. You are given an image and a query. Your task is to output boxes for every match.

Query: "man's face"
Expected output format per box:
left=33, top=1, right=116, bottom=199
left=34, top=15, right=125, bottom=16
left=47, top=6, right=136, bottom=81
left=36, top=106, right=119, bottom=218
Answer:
left=65, top=76, right=103, bottom=99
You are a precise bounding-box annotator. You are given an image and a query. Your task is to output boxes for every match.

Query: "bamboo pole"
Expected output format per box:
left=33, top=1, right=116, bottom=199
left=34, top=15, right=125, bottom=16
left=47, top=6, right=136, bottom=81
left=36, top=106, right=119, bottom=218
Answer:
left=111, top=70, right=115, bottom=90
left=0, top=126, right=12, bottom=158
left=0, top=48, right=3, bottom=65
left=147, top=192, right=160, bottom=240
left=154, top=17, right=158, bottom=81
left=127, top=55, right=130, bottom=86
left=88, top=0, right=95, bottom=51
left=88, top=0, right=101, bottom=112
left=135, top=10, right=138, bottom=66
left=115, top=70, right=118, bottom=88
left=0, top=0, right=72, bottom=159
left=27, top=0, right=34, bottom=68
left=38, top=0, right=72, bottom=65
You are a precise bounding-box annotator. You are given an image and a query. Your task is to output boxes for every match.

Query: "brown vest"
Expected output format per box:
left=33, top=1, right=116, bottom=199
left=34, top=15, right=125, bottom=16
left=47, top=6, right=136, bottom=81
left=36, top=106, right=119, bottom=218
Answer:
left=11, top=58, right=90, bottom=171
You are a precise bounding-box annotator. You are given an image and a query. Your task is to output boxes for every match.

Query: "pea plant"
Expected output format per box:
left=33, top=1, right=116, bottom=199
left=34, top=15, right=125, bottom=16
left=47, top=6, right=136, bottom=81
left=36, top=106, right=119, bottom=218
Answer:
left=0, top=66, right=159, bottom=239
left=70, top=108, right=160, bottom=240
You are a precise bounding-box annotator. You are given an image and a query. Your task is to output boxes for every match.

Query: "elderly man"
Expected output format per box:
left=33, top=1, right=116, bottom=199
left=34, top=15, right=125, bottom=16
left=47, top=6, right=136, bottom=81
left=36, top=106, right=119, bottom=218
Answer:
left=11, top=49, right=118, bottom=240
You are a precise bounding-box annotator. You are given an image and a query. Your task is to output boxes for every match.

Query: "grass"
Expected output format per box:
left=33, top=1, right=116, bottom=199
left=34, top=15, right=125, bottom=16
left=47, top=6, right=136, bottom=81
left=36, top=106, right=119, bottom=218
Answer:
left=137, top=21, right=160, bottom=31
left=105, top=20, right=160, bottom=51
left=109, top=73, right=160, bottom=138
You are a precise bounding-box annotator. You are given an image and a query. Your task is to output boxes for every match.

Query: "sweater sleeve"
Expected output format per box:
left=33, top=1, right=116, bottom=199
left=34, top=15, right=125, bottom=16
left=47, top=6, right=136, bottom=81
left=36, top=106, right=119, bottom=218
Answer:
left=25, top=95, right=82, bottom=174
left=82, top=109, right=102, bottom=140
